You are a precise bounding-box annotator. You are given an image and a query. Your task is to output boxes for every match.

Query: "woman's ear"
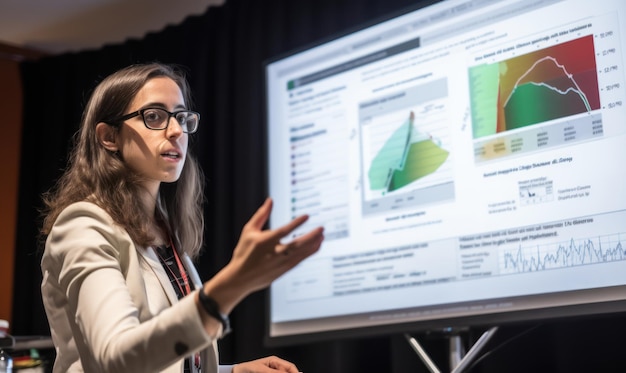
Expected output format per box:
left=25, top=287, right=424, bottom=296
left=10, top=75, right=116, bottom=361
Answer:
left=96, top=122, right=119, bottom=152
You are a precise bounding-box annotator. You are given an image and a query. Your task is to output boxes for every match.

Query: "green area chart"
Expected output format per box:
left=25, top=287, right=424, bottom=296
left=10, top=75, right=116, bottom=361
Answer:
left=368, top=111, right=449, bottom=193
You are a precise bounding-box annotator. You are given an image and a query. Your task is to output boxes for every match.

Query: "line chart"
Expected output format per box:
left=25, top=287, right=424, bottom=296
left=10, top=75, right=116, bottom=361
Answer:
left=500, top=233, right=626, bottom=274
left=470, top=35, right=601, bottom=138
left=502, top=56, right=593, bottom=112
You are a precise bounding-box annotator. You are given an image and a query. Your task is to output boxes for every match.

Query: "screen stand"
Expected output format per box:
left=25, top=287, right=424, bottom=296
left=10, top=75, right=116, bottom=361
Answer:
left=404, top=326, right=498, bottom=373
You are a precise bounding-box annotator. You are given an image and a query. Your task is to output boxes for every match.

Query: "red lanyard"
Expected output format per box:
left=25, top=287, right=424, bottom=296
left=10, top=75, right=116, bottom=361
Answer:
left=156, top=237, right=192, bottom=297
left=170, top=238, right=192, bottom=296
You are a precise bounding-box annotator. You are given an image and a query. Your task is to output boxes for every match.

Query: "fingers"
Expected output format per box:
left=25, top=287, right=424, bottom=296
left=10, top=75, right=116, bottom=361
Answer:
left=234, top=198, right=324, bottom=287
left=275, top=226, right=324, bottom=257
left=247, top=201, right=312, bottom=244
left=244, top=198, right=317, bottom=244
left=265, top=356, right=300, bottom=373
left=232, top=356, right=300, bottom=373
left=270, top=214, right=309, bottom=241
left=245, top=197, right=273, bottom=231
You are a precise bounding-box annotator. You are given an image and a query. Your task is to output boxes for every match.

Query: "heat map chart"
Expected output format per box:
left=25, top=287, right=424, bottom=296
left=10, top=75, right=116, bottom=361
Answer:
left=470, top=35, right=601, bottom=139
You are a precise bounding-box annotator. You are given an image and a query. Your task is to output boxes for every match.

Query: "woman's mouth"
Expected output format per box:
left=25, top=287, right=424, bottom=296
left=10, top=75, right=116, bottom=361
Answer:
left=161, top=151, right=181, bottom=159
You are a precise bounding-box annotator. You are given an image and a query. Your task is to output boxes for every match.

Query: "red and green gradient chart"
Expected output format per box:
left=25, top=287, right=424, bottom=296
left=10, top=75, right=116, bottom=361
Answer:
left=470, top=35, right=600, bottom=138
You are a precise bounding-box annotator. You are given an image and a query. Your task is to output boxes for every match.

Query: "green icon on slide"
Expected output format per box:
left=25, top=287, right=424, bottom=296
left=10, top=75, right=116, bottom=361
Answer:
left=368, top=111, right=449, bottom=193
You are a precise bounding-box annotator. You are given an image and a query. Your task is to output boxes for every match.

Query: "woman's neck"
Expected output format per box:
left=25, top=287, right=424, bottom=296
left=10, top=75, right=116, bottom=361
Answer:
left=151, top=227, right=168, bottom=247
left=139, top=185, right=168, bottom=247
left=140, top=183, right=160, bottom=215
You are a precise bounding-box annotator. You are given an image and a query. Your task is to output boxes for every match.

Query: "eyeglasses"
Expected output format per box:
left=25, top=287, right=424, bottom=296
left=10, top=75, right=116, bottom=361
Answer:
left=108, top=107, right=200, bottom=134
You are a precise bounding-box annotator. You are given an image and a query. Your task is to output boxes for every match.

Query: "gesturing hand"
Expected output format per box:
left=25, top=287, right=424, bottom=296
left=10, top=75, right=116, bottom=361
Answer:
left=231, top=197, right=324, bottom=293
left=207, top=197, right=324, bottom=314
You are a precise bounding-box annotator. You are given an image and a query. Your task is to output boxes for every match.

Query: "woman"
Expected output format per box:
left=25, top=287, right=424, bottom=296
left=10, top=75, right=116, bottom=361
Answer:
left=39, top=63, right=324, bottom=373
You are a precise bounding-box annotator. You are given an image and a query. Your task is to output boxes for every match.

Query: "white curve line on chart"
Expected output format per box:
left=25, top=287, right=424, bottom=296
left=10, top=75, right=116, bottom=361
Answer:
left=503, top=55, right=592, bottom=111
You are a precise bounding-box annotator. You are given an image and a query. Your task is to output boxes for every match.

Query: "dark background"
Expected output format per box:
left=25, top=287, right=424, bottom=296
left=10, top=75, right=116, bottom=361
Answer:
left=13, top=0, right=625, bottom=372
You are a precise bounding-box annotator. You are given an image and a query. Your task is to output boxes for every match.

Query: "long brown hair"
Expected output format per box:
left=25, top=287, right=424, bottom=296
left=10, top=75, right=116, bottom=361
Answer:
left=41, top=63, right=205, bottom=258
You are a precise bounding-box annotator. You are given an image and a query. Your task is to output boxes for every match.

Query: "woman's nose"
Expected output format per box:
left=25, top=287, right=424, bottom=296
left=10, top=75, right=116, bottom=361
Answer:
left=166, top=116, right=184, bottom=138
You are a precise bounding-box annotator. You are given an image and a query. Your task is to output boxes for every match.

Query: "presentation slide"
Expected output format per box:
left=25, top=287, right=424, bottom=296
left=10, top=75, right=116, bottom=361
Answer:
left=266, top=0, right=626, bottom=339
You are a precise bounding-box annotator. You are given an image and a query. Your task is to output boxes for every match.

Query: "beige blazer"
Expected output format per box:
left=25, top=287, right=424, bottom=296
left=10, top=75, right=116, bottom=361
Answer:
left=41, top=201, right=226, bottom=373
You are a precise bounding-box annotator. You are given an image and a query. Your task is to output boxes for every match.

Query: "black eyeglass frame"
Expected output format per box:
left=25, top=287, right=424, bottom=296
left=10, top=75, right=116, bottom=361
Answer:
left=107, top=107, right=200, bottom=134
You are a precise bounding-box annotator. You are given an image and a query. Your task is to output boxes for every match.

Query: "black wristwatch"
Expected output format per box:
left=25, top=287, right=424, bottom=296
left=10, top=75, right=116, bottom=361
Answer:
left=198, top=290, right=231, bottom=337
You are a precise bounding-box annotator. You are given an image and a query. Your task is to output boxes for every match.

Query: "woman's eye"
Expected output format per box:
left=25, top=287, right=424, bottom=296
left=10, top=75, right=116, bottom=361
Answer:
left=143, top=110, right=163, bottom=123
left=176, top=113, right=188, bottom=124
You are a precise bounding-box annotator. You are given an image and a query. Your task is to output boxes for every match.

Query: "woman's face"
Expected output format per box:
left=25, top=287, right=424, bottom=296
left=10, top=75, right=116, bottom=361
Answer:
left=116, top=77, right=189, bottom=193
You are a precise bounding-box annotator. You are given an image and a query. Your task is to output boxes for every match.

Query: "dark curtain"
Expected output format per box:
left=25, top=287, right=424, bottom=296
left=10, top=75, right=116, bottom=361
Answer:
left=13, top=0, right=625, bottom=372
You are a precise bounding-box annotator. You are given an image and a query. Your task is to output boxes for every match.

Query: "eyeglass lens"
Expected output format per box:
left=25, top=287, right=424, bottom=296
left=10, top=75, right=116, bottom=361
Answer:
left=142, top=108, right=199, bottom=133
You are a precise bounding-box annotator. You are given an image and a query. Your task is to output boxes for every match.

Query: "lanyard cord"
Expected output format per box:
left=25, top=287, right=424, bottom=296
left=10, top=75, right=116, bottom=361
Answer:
left=155, top=238, right=191, bottom=298
left=170, top=237, right=192, bottom=295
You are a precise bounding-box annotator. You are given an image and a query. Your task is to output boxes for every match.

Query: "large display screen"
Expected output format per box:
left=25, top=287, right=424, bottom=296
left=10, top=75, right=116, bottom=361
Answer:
left=264, top=0, right=626, bottom=344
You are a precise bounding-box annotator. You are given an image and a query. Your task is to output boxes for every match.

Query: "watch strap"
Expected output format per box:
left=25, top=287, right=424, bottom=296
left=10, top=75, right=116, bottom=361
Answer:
left=198, top=290, right=231, bottom=337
